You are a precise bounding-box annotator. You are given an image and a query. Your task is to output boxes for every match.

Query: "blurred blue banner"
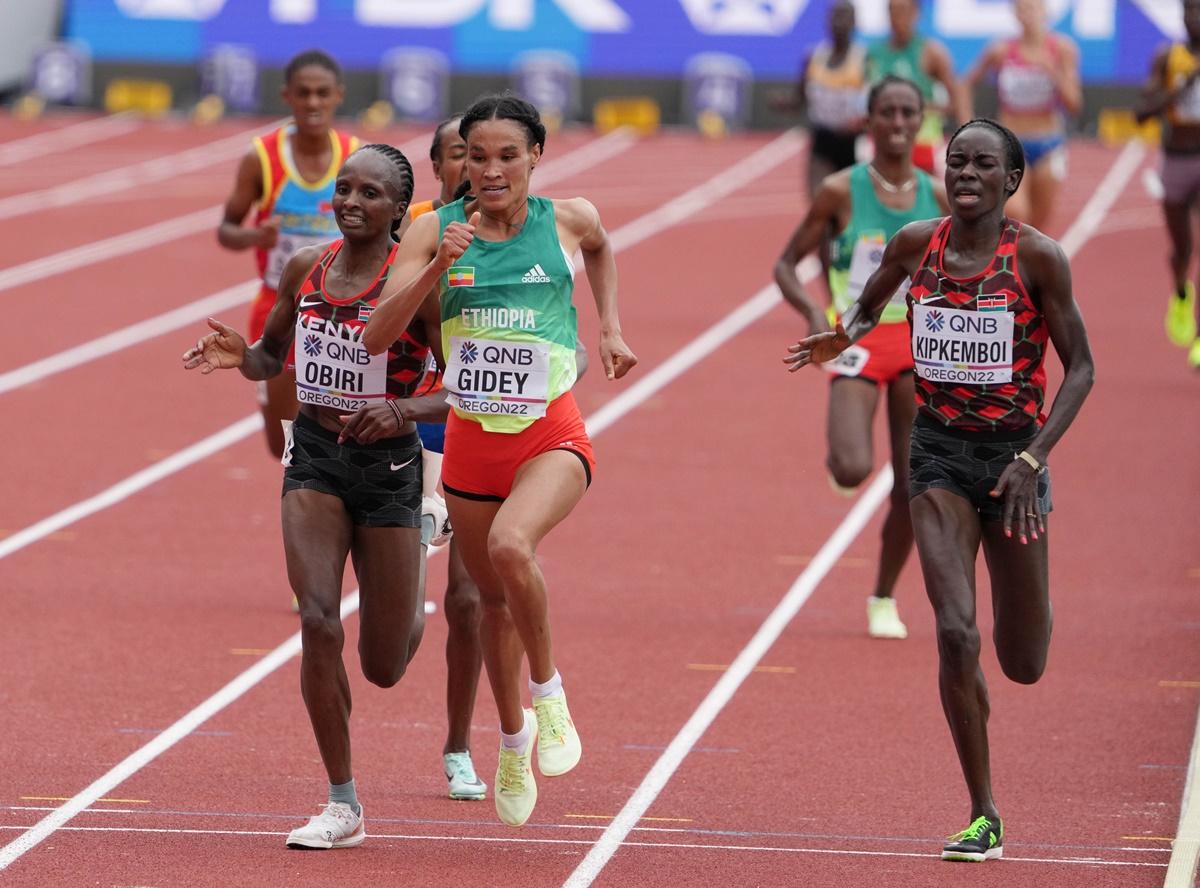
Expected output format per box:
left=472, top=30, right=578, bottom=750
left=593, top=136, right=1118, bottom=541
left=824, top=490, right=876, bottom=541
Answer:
left=66, top=0, right=1166, bottom=84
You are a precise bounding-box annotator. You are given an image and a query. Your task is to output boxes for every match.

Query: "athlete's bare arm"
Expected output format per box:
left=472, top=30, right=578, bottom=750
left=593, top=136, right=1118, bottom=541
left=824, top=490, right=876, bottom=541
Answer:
left=925, top=38, right=969, bottom=125
left=555, top=196, right=637, bottom=380
left=774, top=172, right=851, bottom=333
left=364, top=210, right=477, bottom=355
left=1054, top=37, right=1083, bottom=116
left=784, top=219, right=937, bottom=370
left=1136, top=45, right=1181, bottom=122
left=962, top=41, right=1005, bottom=121
left=217, top=150, right=278, bottom=251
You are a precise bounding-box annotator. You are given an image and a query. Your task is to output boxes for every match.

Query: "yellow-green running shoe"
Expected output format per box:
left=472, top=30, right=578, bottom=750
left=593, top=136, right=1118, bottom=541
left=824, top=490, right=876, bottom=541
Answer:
left=495, top=710, right=537, bottom=827
left=1166, top=283, right=1197, bottom=347
left=942, top=815, right=1003, bottom=862
left=533, top=689, right=582, bottom=777
left=1189, top=338, right=1200, bottom=369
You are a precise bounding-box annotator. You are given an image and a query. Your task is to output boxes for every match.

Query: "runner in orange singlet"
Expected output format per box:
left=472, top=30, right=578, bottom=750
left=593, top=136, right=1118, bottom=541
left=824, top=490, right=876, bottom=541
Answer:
left=218, top=49, right=358, bottom=459
left=786, top=119, right=1094, bottom=862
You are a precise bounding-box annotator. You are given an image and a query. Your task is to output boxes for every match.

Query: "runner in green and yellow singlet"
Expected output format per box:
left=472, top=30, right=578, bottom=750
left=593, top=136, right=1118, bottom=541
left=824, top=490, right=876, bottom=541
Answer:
left=363, top=95, right=636, bottom=829
left=775, top=76, right=947, bottom=640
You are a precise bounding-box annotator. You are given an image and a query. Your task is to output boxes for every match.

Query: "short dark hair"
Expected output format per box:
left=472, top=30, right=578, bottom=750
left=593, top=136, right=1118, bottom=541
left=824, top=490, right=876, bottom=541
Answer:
left=429, top=115, right=463, bottom=163
left=947, top=118, right=1026, bottom=196
left=867, top=74, right=924, bottom=114
left=352, top=143, right=414, bottom=238
left=460, top=94, right=546, bottom=152
left=284, top=49, right=342, bottom=84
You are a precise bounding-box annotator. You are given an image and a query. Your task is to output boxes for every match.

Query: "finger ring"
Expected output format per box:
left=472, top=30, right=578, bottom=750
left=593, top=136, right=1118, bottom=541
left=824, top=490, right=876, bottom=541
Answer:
left=1025, top=512, right=1036, bottom=517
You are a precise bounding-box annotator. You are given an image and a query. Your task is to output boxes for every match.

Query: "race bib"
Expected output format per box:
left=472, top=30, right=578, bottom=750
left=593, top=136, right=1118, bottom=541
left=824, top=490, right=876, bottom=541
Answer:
left=265, top=233, right=331, bottom=289
left=446, top=336, right=551, bottom=419
left=294, top=316, right=389, bottom=411
left=822, top=343, right=870, bottom=378
left=911, top=304, right=1014, bottom=385
left=806, top=82, right=865, bottom=130
left=847, top=234, right=908, bottom=307
left=997, top=66, right=1056, bottom=113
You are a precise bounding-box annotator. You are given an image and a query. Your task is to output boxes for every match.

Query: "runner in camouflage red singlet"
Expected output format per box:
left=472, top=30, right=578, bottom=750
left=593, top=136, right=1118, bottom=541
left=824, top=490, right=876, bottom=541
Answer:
left=785, top=119, right=1094, bottom=863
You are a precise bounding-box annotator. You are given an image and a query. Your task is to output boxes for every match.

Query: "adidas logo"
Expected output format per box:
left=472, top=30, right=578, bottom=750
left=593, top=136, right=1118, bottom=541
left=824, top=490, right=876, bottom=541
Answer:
left=522, top=263, right=551, bottom=284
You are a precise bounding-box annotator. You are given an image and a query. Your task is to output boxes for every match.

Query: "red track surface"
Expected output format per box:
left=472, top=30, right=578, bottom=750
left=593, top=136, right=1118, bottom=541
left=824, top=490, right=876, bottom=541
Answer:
left=0, top=111, right=1196, bottom=888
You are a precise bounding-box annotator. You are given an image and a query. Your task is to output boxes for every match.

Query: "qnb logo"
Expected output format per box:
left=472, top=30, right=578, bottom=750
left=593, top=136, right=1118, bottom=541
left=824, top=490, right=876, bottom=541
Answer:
left=925, top=309, right=945, bottom=332
left=522, top=263, right=551, bottom=284
left=459, top=341, right=479, bottom=364
left=303, top=333, right=323, bottom=357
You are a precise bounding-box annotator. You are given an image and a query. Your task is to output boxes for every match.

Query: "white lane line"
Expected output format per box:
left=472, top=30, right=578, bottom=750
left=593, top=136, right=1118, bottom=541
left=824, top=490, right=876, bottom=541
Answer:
left=533, top=127, right=639, bottom=183
left=562, top=138, right=1149, bottom=888
left=0, top=131, right=805, bottom=871
left=0, top=280, right=258, bottom=396
left=0, top=114, right=142, bottom=167
left=1164, top=702, right=1200, bottom=886
left=0, top=118, right=287, bottom=222
left=0, top=415, right=263, bottom=561
left=0, top=824, right=1170, bottom=867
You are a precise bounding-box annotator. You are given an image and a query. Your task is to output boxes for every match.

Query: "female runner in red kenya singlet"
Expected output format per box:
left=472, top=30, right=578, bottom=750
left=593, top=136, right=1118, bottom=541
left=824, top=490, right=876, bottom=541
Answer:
left=186, top=144, right=439, bottom=851
left=784, top=118, right=1094, bottom=862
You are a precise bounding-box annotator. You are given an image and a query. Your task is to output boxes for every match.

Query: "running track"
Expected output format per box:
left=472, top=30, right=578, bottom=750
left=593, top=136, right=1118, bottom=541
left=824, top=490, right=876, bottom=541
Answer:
left=0, top=111, right=1197, bottom=888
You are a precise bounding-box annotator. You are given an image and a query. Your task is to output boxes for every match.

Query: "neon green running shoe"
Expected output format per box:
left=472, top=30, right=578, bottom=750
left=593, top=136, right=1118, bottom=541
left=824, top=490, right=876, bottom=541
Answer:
left=1189, top=338, right=1200, bottom=369
left=495, top=710, right=537, bottom=827
left=1166, top=283, right=1197, bottom=347
left=533, top=690, right=582, bottom=777
left=942, top=815, right=1004, bottom=862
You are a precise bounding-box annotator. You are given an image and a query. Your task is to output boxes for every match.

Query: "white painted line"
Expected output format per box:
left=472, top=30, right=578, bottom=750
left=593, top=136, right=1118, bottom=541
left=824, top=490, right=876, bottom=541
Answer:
left=0, top=206, right=219, bottom=297
left=0, top=118, right=287, bottom=222
left=0, top=280, right=258, bottom=396
left=1164, top=702, right=1200, bottom=886
left=562, top=140, right=1148, bottom=888
left=0, top=114, right=142, bottom=167
left=0, top=415, right=263, bottom=561
left=0, top=824, right=1170, bottom=867
left=0, top=130, right=804, bottom=871
left=533, top=127, right=639, bottom=184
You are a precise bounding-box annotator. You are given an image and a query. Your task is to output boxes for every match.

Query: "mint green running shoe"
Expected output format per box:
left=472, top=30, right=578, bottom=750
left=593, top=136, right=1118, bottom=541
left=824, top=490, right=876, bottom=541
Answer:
left=942, top=815, right=1003, bottom=862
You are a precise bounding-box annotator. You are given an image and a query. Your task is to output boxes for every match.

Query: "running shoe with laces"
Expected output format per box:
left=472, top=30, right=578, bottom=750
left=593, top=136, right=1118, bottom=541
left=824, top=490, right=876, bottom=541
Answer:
left=444, top=751, right=487, bottom=800
left=867, top=595, right=908, bottom=639
left=532, top=689, right=582, bottom=776
left=495, top=710, right=538, bottom=826
left=1189, top=338, right=1200, bottom=369
left=1166, top=283, right=1197, bottom=347
left=942, top=814, right=1003, bottom=862
left=285, top=801, right=365, bottom=850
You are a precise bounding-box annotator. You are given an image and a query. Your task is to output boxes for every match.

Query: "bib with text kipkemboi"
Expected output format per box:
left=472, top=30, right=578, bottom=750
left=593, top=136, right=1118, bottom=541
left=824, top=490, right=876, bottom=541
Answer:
left=911, top=303, right=1014, bottom=385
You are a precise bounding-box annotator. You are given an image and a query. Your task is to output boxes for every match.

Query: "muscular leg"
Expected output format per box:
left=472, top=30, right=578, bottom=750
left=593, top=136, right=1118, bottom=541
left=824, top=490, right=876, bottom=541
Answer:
left=826, top=377, right=880, bottom=489
left=1163, top=200, right=1193, bottom=295
left=262, top=371, right=301, bottom=460
left=872, top=373, right=916, bottom=599
left=444, top=537, right=484, bottom=754
left=911, top=488, right=999, bottom=821
left=981, top=521, right=1052, bottom=685
left=1025, top=160, right=1062, bottom=232
left=283, top=489, right=354, bottom=785
left=351, top=524, right=425, bottom=689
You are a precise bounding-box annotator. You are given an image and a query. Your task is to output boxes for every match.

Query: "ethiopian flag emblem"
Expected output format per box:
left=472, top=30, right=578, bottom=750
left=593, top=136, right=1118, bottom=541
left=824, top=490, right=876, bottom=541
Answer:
left=448, top=266, right=475, bottom=287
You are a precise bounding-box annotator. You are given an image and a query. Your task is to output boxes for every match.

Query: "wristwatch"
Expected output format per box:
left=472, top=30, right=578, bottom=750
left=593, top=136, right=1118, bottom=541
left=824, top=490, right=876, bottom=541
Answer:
left=1014, top=450, right=1046, bottom=475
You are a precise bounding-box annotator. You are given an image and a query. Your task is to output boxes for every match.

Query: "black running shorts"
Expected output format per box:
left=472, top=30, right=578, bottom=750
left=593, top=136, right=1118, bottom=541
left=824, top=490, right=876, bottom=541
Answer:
left=909, top=414, right=1053, bottom=522
left=282, top=412, right=422, bottom=528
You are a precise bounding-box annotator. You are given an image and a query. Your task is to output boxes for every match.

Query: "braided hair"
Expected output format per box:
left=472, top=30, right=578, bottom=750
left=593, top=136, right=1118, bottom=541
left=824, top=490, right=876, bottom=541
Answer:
left=460, top=93, right=546, bottom=152
left=947, top=118, right=1026, bottom=196
left=353, top=143, right=415, bottom=239
left=867, top=74, right=924, bottom=114
left=284, top=49, right=342, bottom=85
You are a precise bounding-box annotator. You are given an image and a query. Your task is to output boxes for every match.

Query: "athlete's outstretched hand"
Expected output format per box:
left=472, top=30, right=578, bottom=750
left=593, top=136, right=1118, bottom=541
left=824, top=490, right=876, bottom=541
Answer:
left=599, top=330, right=637, bottom=380
left=338, top=402, right=405, bottom=445
left=436, top=211, right=481, bottom=270
left=782, top=321, right=850, bottom=372
left=182, top=317, right=247, bottom=373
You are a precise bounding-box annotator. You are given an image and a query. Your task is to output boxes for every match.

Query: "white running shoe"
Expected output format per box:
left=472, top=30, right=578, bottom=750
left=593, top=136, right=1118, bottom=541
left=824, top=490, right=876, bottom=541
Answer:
left=444, top=751, right=487, bottom=800
left=495, top=710, right=538, bottom=826
left=285, top=802, right=365, bottom=850
left=421, top=494, right=453, bottom=548
left=867, top=595, right=908, bottom=640
left=532, top=690, right=582, bottom=777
